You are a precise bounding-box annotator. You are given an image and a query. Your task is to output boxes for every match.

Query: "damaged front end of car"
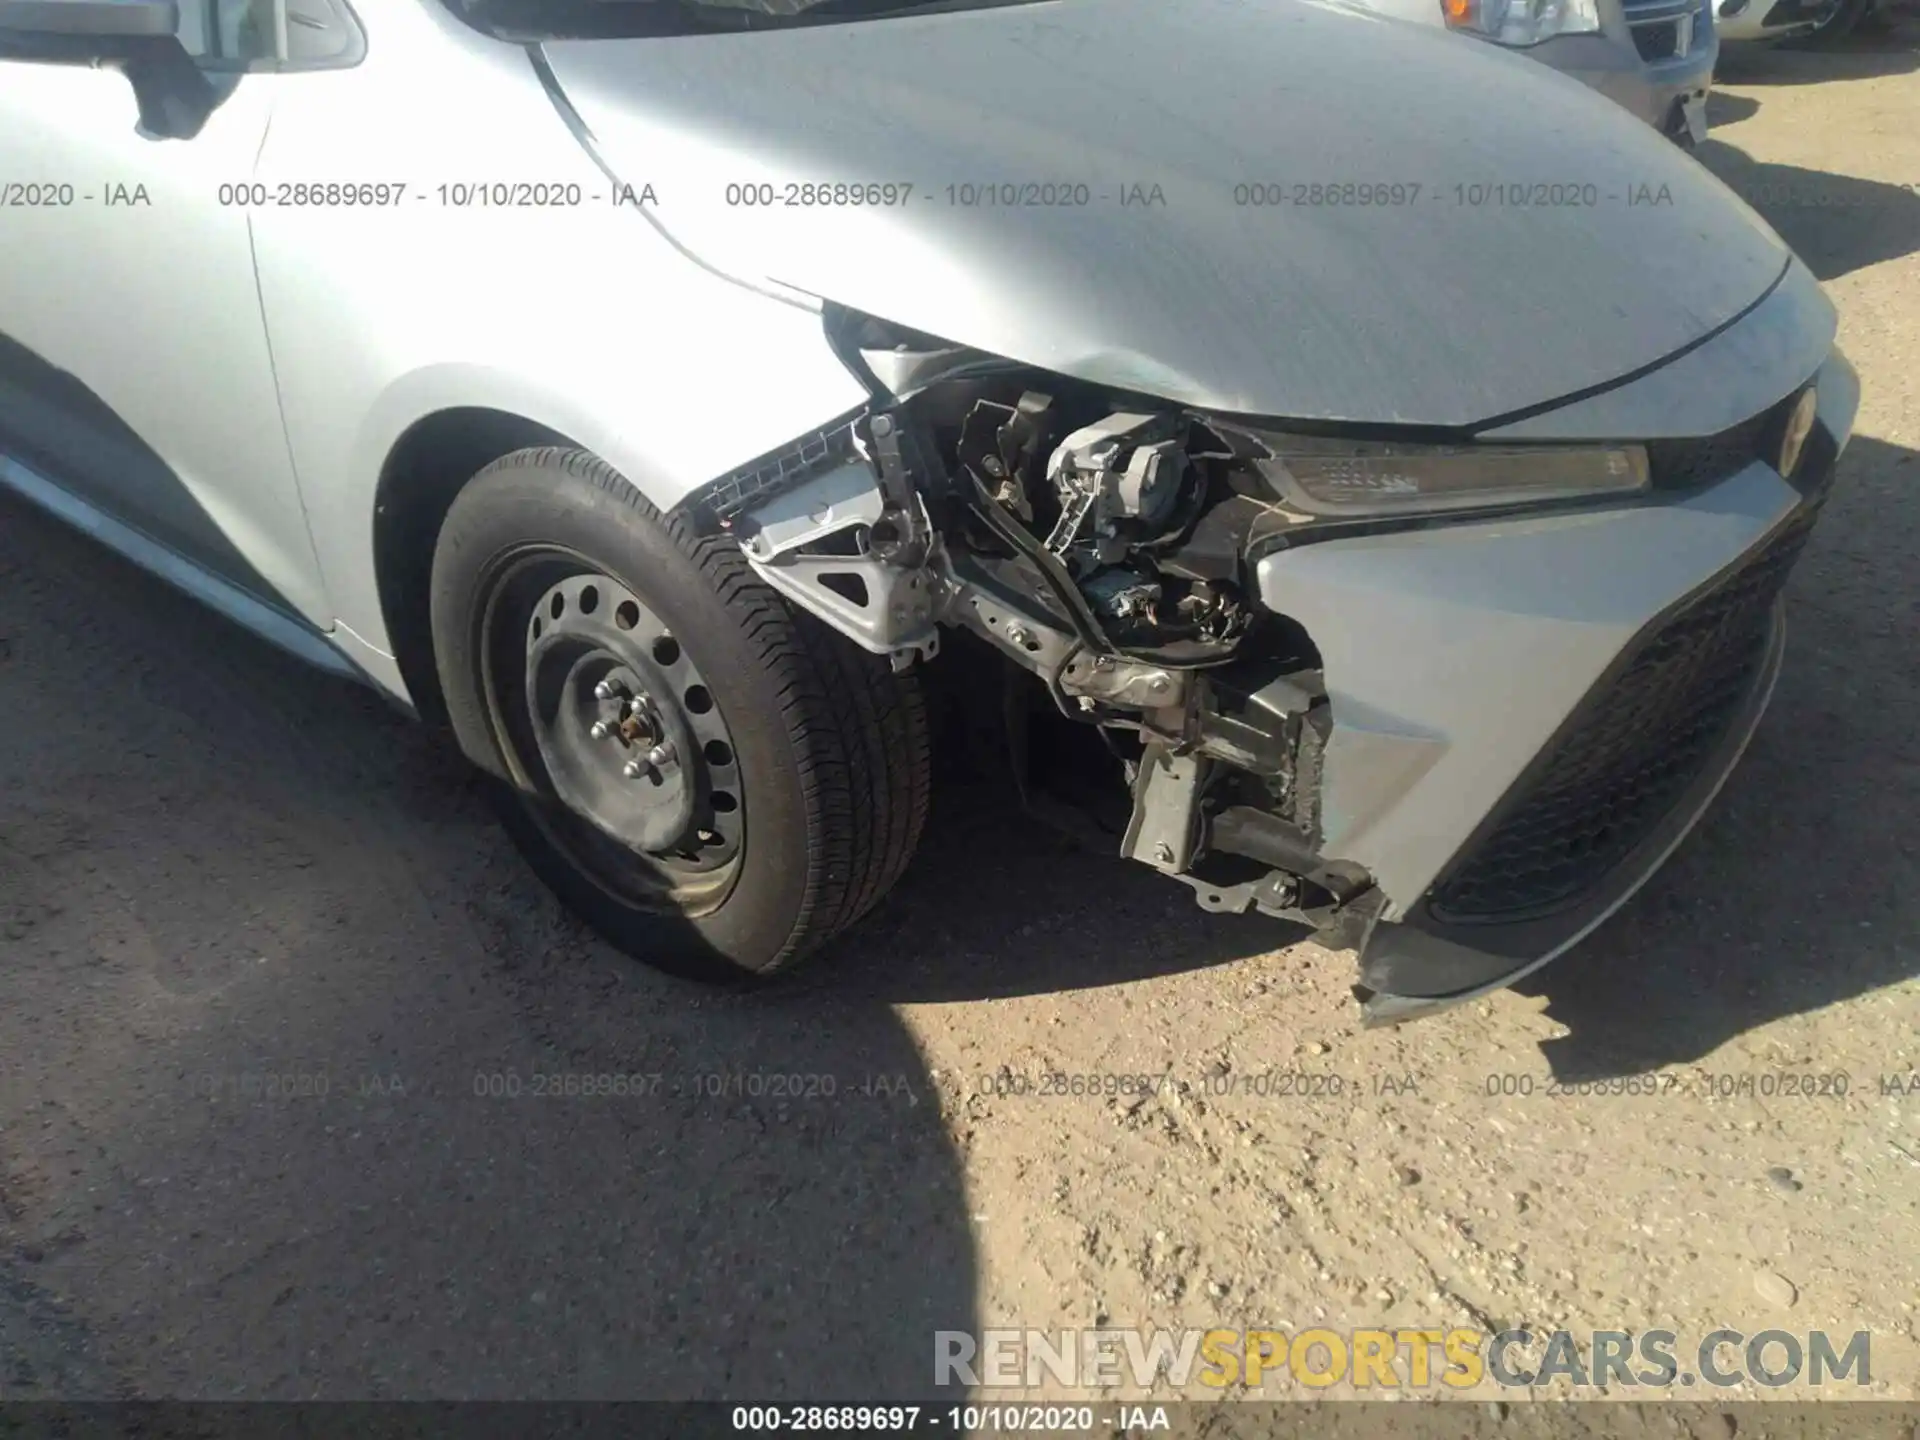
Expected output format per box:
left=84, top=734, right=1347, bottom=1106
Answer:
left=673, top=300, right=1855, bottom=1025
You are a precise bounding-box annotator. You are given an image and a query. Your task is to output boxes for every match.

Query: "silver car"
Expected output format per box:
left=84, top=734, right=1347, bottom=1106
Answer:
left=1354, top=0, right=1715, bottom=144
left=0, top=0, right=1857, bottom=1023
left=1715, top=0, right=1872, bottom=43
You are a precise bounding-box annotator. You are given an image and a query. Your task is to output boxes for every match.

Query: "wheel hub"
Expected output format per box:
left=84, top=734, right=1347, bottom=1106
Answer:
left=520, top=574, right=742, bottom=865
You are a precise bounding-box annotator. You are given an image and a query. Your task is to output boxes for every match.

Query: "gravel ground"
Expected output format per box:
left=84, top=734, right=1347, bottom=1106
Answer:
left=2, top=20, right=1918, bottom=1415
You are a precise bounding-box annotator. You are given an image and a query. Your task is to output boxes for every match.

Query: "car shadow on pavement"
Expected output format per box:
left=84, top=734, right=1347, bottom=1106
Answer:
left=743, top=631, right=1300, bottom=1005
left=785, top=784, right=1294, bottom=1006
left=0, top=493, right=977, bottom=1401
left=1518, top=434, right=1920, bottom=1078
left=1705, top=90, right=1762, bottom=126
left=1695, top=142, right=1920, bottom=280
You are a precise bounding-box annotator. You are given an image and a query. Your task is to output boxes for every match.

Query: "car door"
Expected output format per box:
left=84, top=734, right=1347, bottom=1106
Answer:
left=0, top=0, right=360, bottom=626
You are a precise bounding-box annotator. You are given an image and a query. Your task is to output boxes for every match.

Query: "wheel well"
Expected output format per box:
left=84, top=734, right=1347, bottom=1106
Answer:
left=373, top=408, right=571, bottom=729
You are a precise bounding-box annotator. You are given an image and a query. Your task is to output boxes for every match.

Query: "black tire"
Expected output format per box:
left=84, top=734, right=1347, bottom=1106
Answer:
left=429, top=446, right=931, bottom=981
left=1791, top=0, right=1873, bottom=43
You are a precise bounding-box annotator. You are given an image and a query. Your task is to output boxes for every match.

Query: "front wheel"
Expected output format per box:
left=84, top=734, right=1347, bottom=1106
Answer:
left=429, top=447, right=931, bottom=980
left=1790, top=0, right=1874, bottom=44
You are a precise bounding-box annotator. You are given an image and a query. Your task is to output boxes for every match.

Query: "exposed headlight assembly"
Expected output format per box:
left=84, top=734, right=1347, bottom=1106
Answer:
left=1228, top=427, right=1650, bottom=520
left=1442, top=0, right=1602, bottom=45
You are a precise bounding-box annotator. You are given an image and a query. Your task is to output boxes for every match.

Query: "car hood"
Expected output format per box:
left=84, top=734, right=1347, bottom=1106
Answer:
left=540, top=0, right=1795, bottom=428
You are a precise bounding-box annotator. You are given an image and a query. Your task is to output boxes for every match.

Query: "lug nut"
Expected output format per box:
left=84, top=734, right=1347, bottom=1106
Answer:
left=589, top=720, right=614, bottom=740
left=623, top=759, right=649, bottom=779
left=646, top=740, right=676, bottom=769
left=593, top=678, right=620, bottom=701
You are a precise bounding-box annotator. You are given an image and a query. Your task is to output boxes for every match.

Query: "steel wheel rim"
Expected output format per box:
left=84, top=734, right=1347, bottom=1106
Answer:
left=480, top=550, right=744, bottom=914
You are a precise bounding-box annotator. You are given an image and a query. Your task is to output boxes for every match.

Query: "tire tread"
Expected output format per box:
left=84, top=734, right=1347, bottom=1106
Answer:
left=446, top=446, right=929, bottom=974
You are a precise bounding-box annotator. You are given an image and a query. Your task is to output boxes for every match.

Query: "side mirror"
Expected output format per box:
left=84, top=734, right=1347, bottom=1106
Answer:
left=0, top=0, right=216, bottom=139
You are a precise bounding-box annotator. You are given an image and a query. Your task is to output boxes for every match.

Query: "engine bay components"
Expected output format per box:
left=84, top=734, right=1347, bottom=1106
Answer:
left=1057, top=652, right=1187, bottom=710
left=730, top=444, right=943, bottom=668
left=717, top=366, right=1371, bottom=947
left=951, top=392, right=1252, bottom=662
left=1041, top=411, right=1188, bottom=566
left=955, top=389, right=1052, bottom=525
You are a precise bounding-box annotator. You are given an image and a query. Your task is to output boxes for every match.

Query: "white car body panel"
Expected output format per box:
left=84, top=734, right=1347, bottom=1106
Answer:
left=1257, top=461, right=1803, bottom=914
left=245, top=0, right=865, bottom=666
left=543, top=0, right=1784, bottom=427
left=0, top=67, right=331, bottom=623
left=1484, top=258, right=1835, bottom=442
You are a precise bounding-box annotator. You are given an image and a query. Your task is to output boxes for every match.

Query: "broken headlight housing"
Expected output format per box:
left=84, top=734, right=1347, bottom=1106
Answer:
left=1225, top=427, right=1650, bottom=520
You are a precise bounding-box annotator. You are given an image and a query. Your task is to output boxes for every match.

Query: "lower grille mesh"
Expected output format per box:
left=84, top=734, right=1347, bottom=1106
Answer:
left=1429, top=503, right=1820, bottom=922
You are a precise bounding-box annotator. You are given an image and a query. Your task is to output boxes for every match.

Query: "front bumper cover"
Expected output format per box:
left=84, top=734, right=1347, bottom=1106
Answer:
left=1529, top=21, right=1715, bottom=134
left=1352, top=597, right=1786, bottom=1024
left=1253, top=351, right=1858, bottom=1024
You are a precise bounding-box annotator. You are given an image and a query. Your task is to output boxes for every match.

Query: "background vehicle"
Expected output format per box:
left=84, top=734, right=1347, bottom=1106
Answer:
left=1715, top=0, right=1878, bottom=45
left=1349, top=0, right=1715, bottom=145
left=0, top=0, right=1856, bottom=1022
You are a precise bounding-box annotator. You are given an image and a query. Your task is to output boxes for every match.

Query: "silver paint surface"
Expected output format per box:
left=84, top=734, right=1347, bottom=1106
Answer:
left=545, top=0, right=1792, bottom=426
left=1254, top=461, right=1807, bottom=912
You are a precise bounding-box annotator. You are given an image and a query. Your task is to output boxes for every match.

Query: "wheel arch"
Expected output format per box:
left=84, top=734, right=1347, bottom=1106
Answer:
left=372, top=407, right=574, bottom=729
left=354, top=349, right=869, bottom=724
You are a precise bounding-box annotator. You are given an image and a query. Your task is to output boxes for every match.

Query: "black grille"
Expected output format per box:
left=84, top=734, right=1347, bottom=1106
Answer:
left=1429, top=504, right=1820, bottom=922
left=1647, top=409, right=1775, bottom=490
left=1633, top=21, right=1680, bottom=59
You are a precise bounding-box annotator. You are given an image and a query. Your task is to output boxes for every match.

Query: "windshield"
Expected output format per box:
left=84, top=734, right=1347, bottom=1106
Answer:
left=446, top=0, right=1049, bottom=42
